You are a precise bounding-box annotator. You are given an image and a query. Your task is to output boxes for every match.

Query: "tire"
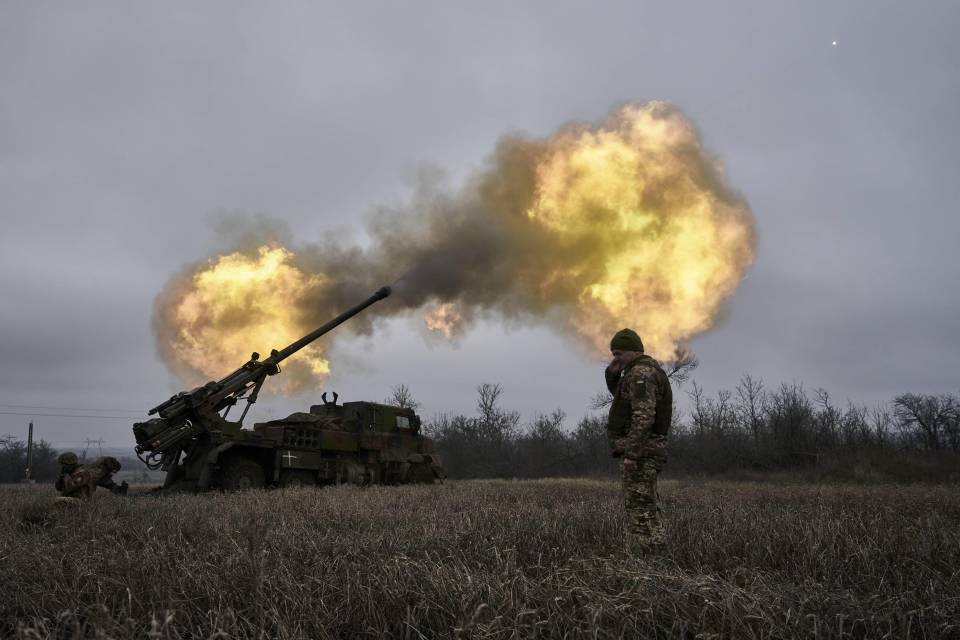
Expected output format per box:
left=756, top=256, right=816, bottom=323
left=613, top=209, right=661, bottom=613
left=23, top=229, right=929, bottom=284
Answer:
left=218, top=456, right=265, bottom=491
left=405, top=462, right=435, bottom=485
left=280, top=469, right=316, bottom=488
left=339, top=462, right=371, bottom=486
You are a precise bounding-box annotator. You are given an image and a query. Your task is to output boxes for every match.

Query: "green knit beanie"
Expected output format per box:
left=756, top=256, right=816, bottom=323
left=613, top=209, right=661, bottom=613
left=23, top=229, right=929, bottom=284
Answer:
left=610, top=328, right=644, bottom=352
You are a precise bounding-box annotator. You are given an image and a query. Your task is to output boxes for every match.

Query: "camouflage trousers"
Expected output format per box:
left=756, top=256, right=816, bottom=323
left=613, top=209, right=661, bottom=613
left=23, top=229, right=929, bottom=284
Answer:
left=621, top=456, right=664, bottom=554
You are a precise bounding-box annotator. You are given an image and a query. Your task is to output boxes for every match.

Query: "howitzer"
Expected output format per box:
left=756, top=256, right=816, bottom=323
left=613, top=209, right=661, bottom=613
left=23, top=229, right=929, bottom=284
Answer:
left=133, top=285, right=392, bottom=490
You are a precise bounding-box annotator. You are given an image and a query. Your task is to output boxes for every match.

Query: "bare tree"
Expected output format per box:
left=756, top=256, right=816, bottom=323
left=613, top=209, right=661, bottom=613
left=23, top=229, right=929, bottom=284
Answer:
left=477, top=383, right=503, bottom=422
left=589, top=389, right=613, bottom=411
left=815, top=388, right=840, bottom=446
left=385, top=383, right=420, bottom=410
left=572, top=415, right=611, bottom=466
left=948, top=393, right=960, bottom=452
left=527, top=409, right=567, bottom=442
left=893, top=393, right=959, bottom=451
left=715, top=389, right=735, bottom=436
left=664, top=348, right=699, bottom=386
left=765, top=383, right=814, bottom=458
left=735, top=375, right=766, bottom=447
left=839, top=402, right=870, bottom=448
left=688, top=381, right=709, bottom=438
left=869, top=405, right=893, bottom=448
left=476, top=383, right=520, bottom=442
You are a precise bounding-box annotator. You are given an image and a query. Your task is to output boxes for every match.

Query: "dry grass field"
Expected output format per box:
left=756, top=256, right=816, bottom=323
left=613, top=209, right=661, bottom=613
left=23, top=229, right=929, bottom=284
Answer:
left=3, top=479, right=959, bottom=639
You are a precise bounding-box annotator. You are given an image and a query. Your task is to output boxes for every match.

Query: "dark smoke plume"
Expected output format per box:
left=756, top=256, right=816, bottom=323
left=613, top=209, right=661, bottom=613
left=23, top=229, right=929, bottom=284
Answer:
left=155, top=101, right=756, bottom=388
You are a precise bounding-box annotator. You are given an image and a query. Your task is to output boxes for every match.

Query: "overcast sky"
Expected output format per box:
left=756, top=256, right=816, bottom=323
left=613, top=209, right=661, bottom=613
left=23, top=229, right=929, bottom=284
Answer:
left=2, top=1, right=958, bottom=449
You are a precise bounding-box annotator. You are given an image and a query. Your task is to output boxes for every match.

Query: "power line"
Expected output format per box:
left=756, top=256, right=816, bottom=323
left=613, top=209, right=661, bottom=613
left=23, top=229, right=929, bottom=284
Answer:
left=0, top=403, right=144, bottom=413
left=53, top=441, right=136, bottom=450
left=0, top=411, right=142, bottom=419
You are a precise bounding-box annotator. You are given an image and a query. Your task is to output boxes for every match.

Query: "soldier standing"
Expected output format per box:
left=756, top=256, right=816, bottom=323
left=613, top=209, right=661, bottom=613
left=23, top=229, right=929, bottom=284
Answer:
left=58, top=456, right=128, bottom=498
left=605, top=328, right=673, bottom=555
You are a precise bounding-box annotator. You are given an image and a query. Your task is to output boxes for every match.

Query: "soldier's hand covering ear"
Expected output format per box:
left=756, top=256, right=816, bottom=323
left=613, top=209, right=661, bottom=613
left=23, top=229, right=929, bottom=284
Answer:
left=605, top=363, right=621, bottom=394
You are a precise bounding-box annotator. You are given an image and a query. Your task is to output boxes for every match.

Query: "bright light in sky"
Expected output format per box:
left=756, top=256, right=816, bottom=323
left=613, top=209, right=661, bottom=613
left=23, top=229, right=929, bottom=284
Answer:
left=832, top=40, right=838, bottom=46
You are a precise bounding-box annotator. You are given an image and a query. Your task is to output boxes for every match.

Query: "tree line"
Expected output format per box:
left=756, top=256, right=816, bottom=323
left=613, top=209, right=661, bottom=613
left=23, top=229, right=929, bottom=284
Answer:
left=0, top=436, right=59, bottom=483
left=4, top=375, right=956, bottom=484
left=670, top=378, right=959, bottom=480
left=391, top=371, right=960, bottom=482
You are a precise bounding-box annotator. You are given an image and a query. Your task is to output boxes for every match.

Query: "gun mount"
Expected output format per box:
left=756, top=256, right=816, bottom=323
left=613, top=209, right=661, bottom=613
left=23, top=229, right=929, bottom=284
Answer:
left=131, top=285, right=445, bottom=491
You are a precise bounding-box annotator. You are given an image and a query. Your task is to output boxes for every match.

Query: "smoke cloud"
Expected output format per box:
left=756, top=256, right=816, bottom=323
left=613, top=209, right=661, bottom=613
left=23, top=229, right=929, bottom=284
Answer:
left=154, top=101, right=756, bottom=390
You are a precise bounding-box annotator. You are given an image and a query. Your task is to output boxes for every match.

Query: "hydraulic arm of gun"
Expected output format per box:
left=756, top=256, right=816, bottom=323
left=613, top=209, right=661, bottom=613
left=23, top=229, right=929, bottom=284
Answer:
left=133, top=286, right=392, bottom=470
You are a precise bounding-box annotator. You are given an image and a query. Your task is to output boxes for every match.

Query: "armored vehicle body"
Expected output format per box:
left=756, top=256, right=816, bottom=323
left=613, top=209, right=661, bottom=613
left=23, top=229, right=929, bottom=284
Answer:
left=216, top=396, right=444, bottom=489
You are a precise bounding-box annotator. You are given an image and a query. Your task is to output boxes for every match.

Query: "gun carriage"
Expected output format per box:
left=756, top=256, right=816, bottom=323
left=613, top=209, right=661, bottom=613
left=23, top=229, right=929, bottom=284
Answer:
left=133, top=286, right=444, bottom=490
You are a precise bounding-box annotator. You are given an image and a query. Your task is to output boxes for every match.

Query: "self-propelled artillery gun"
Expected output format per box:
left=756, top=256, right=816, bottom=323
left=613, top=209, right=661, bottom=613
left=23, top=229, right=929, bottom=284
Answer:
left=133, top=286, right=445, bottom=490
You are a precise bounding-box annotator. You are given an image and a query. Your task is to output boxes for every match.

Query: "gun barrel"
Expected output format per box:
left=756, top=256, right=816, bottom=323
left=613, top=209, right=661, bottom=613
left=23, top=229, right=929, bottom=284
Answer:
left=267, top=285, right=392, bottom=365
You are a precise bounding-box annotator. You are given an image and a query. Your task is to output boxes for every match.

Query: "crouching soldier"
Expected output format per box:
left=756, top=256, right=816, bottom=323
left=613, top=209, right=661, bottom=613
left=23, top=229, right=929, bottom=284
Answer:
left=59, top=456, right=129, bottom=498
left=54, top=451, right=81, bottom=493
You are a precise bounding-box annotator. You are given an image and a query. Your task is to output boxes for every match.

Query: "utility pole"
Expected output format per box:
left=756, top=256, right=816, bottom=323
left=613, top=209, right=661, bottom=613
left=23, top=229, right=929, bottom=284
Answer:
left=25, top=421, right=35, bottom=483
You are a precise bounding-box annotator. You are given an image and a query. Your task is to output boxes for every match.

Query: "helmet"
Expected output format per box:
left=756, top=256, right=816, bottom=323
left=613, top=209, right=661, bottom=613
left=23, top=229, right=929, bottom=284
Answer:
left=58, top=452, right=79, bottom=466
left=98, top=456, right=121, bottom=473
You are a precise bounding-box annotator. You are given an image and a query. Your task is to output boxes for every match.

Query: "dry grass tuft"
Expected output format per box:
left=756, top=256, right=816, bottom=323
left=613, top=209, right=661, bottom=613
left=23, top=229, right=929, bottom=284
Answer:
left=1, top=480, right=958, bottom=638
left=16, top=497, right=58, bottom=531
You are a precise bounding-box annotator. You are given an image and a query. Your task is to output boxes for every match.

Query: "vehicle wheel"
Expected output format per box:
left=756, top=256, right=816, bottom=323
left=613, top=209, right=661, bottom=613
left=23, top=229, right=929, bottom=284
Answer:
left=340, top=462, right=371, bottom=486
left=405, top=462, right=435, bottom=485
left=280, top=470, right=316, bottom=488
left=218, top=457, right=265, bottom=491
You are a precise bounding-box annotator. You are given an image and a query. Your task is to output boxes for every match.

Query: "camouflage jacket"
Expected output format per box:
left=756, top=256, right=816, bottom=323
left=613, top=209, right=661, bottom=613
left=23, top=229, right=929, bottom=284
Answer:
left=607, top=355, right=672, bottom=460
left=54, top=463, right=79, bottom=492
left=59, top=464, right=123, bottom=498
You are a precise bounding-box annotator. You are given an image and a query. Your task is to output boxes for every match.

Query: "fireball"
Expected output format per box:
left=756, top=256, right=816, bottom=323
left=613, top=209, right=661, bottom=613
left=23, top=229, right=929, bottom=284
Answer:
left=526, top=102, right=754, bottom=358
left=154, top=101, right=755, bottom=392
left=424, top=302, right=466, bottom=339
left=159, top=245, right=330, bottom=391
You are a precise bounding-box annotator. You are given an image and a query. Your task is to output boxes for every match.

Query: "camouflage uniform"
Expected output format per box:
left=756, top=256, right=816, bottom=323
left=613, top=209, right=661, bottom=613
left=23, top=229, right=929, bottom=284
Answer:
left=54, top=451, right=80, bottom=493
left=607, top=355, right=672, bottom=554
left=59, top=456, right=128, bottom=498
